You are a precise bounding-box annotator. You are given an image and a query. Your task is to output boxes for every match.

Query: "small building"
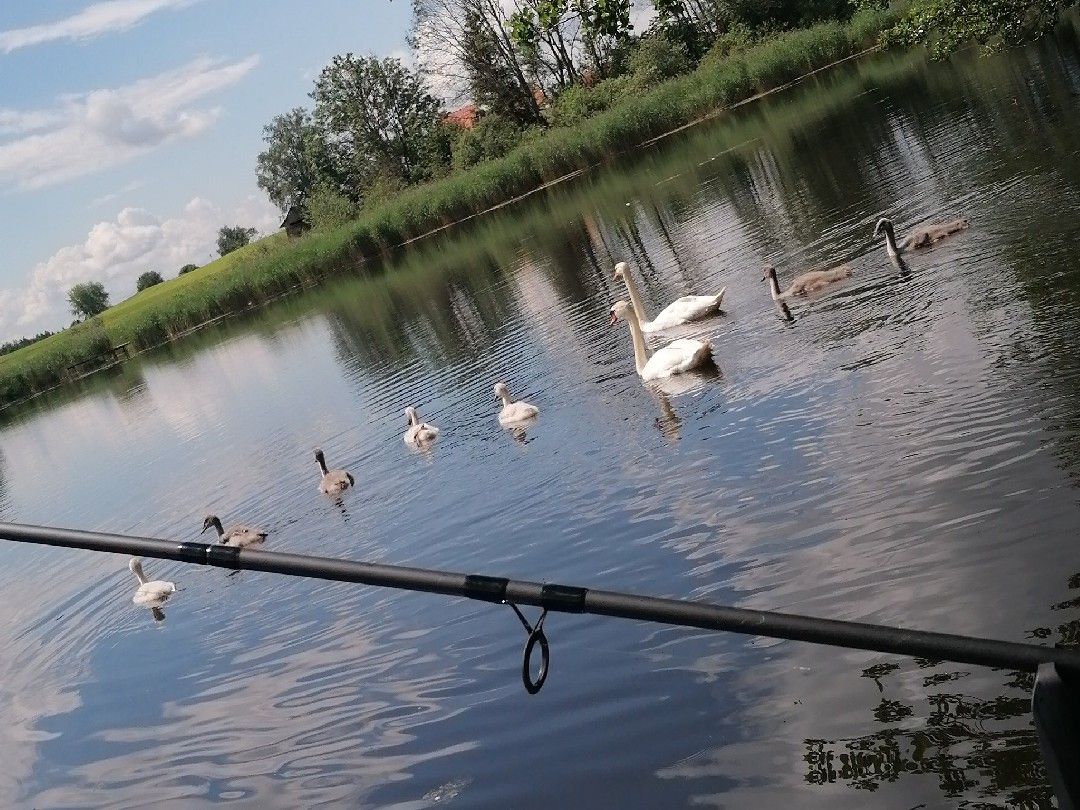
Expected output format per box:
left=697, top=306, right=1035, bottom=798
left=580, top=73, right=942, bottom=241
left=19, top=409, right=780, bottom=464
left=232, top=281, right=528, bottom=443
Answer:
left=280, top=204, right=311, bottom=238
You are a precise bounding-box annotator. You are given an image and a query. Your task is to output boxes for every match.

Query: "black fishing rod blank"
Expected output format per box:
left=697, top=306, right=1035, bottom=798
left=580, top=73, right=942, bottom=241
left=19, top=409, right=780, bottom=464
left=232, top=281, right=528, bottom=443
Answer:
left=1, top=520, right=1078, bottom=807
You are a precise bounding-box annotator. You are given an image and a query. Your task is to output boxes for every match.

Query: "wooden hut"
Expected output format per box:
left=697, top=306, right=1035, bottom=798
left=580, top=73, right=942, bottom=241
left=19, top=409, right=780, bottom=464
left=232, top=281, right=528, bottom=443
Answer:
left=280, top=204, right=311, bottom=238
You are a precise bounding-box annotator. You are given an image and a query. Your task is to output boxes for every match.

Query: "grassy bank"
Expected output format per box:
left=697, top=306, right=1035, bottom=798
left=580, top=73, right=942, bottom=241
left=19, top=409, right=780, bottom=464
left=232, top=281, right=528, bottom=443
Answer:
left=0, top=8, right=900, bottom=406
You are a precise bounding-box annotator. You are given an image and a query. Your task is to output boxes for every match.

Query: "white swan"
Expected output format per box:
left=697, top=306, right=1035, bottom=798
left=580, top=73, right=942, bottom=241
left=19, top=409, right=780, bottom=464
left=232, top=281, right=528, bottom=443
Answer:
left=613, top=261, right=726, bottom=332
left=201, top=515, right=268, bottom=548
left=129, top=557, right=176, bottom=605
left=608, top=300, right=713, bottom=380
left=762, top=263, right=851, bottom=301
left=315, top=448, right=354, bottom=496
left=874, top=216, right=969, bottom=258
left=404, top=406, right=439, bottom=445
left=494, top=382, right=539, bottom=426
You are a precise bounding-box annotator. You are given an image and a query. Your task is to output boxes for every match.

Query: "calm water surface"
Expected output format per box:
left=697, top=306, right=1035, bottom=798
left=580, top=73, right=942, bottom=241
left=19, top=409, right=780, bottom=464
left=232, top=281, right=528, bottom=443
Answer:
left=3, top=26, right=1080, bottom=808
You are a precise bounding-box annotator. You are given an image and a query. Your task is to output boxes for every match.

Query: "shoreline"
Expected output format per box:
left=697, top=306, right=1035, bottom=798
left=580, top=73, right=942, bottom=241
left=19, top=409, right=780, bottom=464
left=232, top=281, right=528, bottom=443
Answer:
left=0, top=12, right=900, bottom=409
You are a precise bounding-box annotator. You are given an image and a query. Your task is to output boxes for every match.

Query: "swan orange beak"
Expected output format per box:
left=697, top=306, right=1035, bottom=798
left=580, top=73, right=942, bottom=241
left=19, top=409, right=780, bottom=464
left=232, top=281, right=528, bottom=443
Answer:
left=608, top=311, right=618, bottom=327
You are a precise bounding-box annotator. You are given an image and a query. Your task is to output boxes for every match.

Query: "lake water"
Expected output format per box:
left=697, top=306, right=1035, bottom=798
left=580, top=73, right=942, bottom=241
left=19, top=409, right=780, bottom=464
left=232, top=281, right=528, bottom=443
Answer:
left=3, top=24, right=1080, bottom=808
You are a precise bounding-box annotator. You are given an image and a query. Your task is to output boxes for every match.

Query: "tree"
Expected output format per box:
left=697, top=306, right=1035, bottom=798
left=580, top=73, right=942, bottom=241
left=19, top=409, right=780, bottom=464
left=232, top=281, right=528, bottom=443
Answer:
left=508, top=0, right=632, bottom=92
left=412, top=0, right=543, bottom=125
left=67, top=281, right=110, bottom=318
left=178, top=263, right=198, bottom=276
left=886, top=0, right=1071, bottom=56
left=136, top=271, right=164, bottom=292
left=217, top=226, right=258, bottom=257
left=312, top=54, right=444, bottom=197
left=256, top=107, right=334, bottom=211
left=461, top=7, right=545, bottom=124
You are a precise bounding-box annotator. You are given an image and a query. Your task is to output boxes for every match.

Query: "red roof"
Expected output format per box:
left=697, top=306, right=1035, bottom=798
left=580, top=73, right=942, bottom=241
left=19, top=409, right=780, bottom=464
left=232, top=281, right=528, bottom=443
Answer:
left=443, top=104, right=478, bottom=130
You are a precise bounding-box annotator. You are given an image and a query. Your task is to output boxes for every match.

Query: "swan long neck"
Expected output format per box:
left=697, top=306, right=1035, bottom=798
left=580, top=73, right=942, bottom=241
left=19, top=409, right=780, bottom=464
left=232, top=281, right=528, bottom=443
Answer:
left=882, top=221, right=900, bottom=256
left=131, top=561, right=148, bottom=585
left=316, top=455, right=328, bottom=475
left=623, top=307, right=650, bottom=374
left=498, top=391, right=512, bottom=406
left=619, top=268, right=651, bottom=324
left=211, top=517, right=224, bottom=537
left=767, top=270, right=782, bottom=300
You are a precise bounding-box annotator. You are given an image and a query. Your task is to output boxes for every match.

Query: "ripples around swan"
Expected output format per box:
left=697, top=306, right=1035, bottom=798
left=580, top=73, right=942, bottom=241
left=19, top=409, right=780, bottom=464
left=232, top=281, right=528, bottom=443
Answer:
left=3, top=29, right=1080, bottom=808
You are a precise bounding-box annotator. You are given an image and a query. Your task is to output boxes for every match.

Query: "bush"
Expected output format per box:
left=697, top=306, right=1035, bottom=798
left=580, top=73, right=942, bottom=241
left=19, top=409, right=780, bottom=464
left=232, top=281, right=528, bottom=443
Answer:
left=699, top=23, right=758, bottom=69
left=628, top=35, right=693, bottom=89
left=550, top=76, right=633, bottom=127
left=178, top=263, right=199, bottom=276
left=217, top=225, right=258, bottom=256
left=886, top=0, right=1071, bottom=56
left=308, top=184, right=359, bottom=230
left=452, top=114, right=531, bottom=170
left=136, top=271, right=164, bottom=292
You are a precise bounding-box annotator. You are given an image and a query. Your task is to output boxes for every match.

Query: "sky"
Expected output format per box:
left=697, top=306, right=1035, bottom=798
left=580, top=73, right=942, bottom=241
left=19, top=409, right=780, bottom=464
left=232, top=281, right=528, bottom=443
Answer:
left=0, top=0, right=414, bottom=342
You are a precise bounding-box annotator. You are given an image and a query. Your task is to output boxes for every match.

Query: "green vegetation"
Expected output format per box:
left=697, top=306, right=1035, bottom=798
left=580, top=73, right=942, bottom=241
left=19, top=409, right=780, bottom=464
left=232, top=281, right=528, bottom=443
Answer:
left=883, top=0, right=1076, bottom=56
left=136, top=271, right=165, bottom=292
left=217, top=225, right=258, bottom=256
left=67, top=281, right=110, bottom=319
left=178, top=263, right=199, bottom=276
left=3, top=0, right=1075, bottom=407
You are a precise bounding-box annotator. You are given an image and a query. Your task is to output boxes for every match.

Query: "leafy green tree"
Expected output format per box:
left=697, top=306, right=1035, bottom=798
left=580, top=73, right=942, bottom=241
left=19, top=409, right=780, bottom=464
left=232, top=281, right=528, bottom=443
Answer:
left=178, top=263, right=198, bottom=276
left=312, top=54, right=443, bottom=196
left=628, top=33, right=692, bottom=87
left=307, top=183, right=360, bottom=230
left=256, top=107, right=333, bottom=211
left=67, top=281, right=110, bottom=318
left=887, top=0, right=1072, bottom=56
left=217, top=226, right=258, bottom=257
left=136, top=271, right=164, bottom=292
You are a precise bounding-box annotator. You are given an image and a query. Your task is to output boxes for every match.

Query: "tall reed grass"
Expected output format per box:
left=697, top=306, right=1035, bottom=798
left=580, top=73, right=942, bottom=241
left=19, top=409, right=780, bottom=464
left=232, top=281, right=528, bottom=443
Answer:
left=0, top=8, right=899, bottom=407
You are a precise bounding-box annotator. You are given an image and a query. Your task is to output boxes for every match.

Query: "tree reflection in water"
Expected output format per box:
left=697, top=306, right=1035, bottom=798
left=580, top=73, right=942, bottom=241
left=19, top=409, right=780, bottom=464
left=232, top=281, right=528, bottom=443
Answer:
left=802, top=573, right=1080, bottom=808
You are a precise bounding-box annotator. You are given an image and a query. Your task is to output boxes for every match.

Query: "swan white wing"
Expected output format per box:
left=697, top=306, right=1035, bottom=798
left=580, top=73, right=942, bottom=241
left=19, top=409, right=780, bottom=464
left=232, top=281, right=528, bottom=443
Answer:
left=405, top=423, right=440, bottom=444
left=134, top=580, right=175, bottom=604
left=648, top=291, right=726, bottom=329
left=641, top=339, right=712, bottom=380
left=498, top=402, right=539, bottom=425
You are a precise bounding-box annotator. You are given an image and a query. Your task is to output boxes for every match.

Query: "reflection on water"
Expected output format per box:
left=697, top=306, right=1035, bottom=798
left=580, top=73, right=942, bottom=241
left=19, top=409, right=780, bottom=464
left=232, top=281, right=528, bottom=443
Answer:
left=2, top=19, right=1080, bottom=807
left=802, top=570, right=1080, bottom=808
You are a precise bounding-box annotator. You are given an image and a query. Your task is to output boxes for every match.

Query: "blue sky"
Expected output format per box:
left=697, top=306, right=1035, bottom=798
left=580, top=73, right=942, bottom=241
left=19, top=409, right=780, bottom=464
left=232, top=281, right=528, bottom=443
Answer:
left=0, top=0, right=413, bottom=341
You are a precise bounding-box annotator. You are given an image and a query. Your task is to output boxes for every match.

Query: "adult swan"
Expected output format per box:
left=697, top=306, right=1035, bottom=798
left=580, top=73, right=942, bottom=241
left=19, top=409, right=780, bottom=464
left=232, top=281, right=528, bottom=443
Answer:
left=609, top=300, right=712, bottom=380
left=613, top=262, right=725, bottom=332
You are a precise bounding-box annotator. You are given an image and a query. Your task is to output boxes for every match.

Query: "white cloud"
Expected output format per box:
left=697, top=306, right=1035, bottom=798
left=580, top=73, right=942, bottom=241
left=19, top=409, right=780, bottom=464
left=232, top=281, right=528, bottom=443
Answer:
left=0, top=54, right=259, bottom=191
left=0, top=194, right=281, bottom=341
left=89, top=180, right=143, bottom=208
left=0, top=0, right=199, bottom=54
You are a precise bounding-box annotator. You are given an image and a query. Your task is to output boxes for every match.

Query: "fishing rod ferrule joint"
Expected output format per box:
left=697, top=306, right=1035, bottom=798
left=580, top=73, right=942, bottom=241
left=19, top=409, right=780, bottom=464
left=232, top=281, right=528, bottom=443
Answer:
left=463, top=574, right=509, bottom=603
left=540, top=583, right=588, bottom=613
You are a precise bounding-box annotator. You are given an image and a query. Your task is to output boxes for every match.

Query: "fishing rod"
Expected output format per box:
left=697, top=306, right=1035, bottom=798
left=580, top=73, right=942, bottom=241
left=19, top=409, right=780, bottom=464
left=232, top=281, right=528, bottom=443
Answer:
left=1, top=520, right=1077, bottom=806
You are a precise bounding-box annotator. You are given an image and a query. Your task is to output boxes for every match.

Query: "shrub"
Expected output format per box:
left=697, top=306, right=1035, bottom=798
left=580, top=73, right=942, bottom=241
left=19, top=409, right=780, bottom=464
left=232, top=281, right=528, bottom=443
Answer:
left=628, top=34, right=693, bottom=89
left=308, top=184, right=359, bottom=230
left=550, top=76, right=633, bottom=127
left=699, top=23, right=758, bottom=70
left=452, top=114, right=531, bottom=170
left=178, top=263, right=199, bottom=276
left=136, top=271, right=164, bottom=292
